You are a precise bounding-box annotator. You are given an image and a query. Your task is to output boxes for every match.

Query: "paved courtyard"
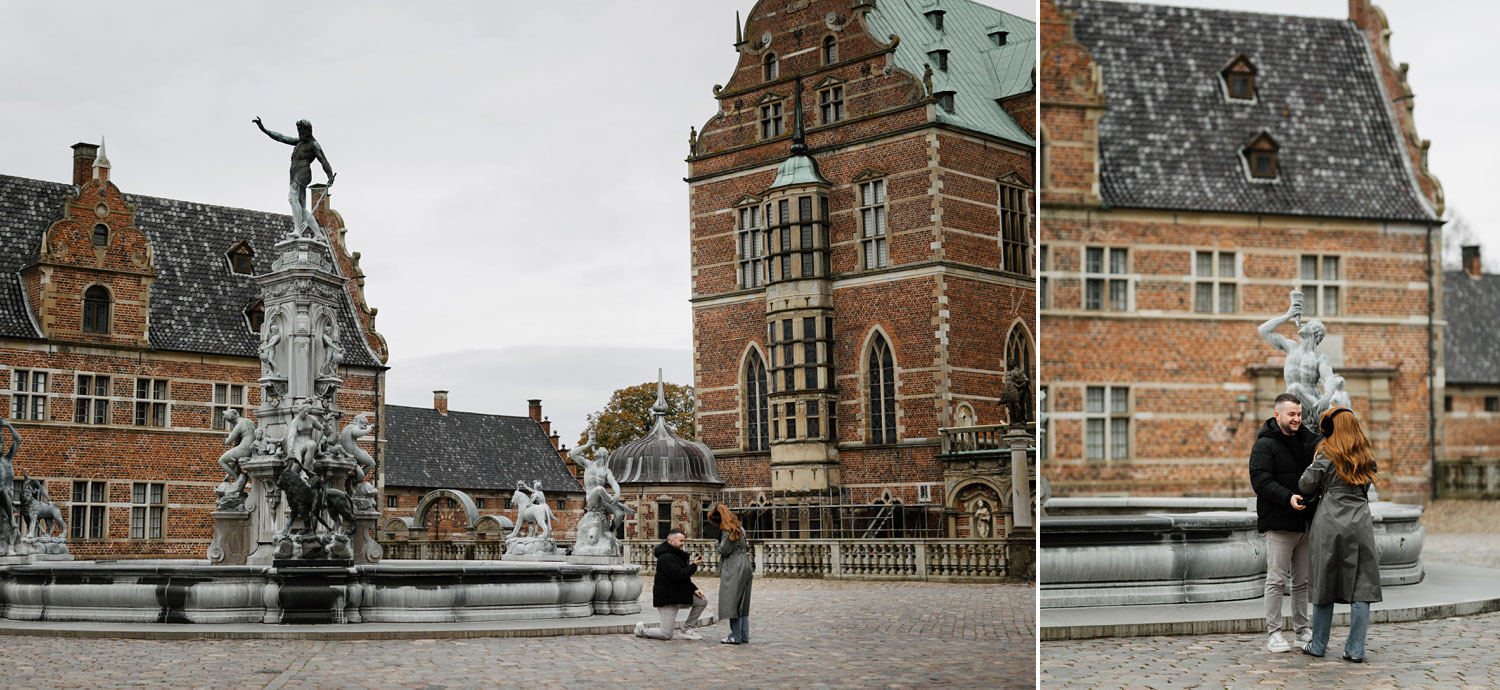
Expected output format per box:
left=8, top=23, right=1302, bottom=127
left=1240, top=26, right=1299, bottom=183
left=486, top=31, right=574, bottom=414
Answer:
left=0, top=577, right=1033, bottom=689
left=1043, top=499, right=1500, bottom=688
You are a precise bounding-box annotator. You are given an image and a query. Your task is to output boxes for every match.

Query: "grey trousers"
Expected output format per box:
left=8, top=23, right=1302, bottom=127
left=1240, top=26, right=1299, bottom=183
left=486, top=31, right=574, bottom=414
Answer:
left=641, top=594, right=707, bottom=640
left=1264, top=530, right=1310, bottom=635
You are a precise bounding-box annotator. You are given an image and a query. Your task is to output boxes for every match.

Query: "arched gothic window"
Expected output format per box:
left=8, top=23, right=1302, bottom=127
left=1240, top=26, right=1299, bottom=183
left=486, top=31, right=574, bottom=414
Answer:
left=83, top=285, right=110, bottom=334
left=1005, top=324, right=1034, bottom=423
left=868, top=333, right=897, bottom=444
left=745, top=350, right=769, bottom=451
left=822, top=36, right=838, bottom=64
left=764, top=52, right=778, bottom=81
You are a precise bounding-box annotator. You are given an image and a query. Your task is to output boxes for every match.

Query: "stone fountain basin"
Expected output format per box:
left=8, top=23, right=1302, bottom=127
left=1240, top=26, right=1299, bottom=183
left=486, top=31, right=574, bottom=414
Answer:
left=1039, top=501, right=1424, bottom=608
left=0, top=559, right=642, bottom=625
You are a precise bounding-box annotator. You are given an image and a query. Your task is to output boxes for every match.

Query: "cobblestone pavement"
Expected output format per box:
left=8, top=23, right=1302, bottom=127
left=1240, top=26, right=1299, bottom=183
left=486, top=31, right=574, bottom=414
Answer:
left=1425, top=533, right=1500, bottom=569
left=0, top=578, right=1034, bottom=689
left=1042, top=610, right=1500, bottom=688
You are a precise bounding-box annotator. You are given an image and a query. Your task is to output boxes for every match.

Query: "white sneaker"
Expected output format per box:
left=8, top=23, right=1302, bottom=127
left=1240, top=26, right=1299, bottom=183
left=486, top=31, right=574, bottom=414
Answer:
left=1267, top=632, right=1291, bottom=653
left=633, top=622, right=646, bottom=637
left=675, top=629, right=704, bottom=640
left=1294, top=630, right=1312, bottom=649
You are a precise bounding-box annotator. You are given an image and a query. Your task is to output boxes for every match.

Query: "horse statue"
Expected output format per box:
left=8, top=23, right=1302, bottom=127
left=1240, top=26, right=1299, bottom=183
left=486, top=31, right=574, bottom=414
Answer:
left=508, top=482, right=557, bottom=541
left=18, top=476, right=66, bottom=540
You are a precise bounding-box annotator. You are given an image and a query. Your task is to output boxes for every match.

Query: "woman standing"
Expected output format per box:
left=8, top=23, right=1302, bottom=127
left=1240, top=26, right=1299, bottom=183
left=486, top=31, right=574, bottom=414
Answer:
left=709, top=504, right=753, bottom=644
left=1298, top=406, right=1382, bottom=662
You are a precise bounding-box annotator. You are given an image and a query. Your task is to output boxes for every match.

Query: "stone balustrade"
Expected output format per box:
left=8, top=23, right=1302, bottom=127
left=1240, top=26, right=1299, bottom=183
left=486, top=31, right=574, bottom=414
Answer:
left=940, top=424, right=1009, bottom=455
left=380, top=540, right=505, bottom=561
left=1439, top=458, right=1500, bottom=499
left=623, top=538, right=1013, bottom=581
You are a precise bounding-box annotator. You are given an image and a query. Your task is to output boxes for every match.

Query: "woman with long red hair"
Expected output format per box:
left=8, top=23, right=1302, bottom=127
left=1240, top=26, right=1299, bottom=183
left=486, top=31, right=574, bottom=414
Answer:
left=1297, top=406, right=1382, bottom=662
left=708, top=503, right=753, bottom=644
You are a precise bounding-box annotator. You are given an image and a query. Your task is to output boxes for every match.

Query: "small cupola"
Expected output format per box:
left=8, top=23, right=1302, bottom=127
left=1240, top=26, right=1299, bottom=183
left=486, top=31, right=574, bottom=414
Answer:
left=1221, top=54, right=1257, bottom=102
left=1241, top=131, right=1280, bottom=181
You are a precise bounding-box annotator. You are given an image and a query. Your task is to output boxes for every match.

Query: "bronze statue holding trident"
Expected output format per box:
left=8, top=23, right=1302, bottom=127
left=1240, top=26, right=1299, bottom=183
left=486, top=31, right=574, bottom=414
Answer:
left=252, top=117, right=335, bottom=238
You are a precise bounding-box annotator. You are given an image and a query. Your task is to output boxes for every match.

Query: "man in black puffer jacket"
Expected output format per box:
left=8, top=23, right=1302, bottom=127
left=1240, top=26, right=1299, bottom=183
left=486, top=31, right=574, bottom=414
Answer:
left=1249, top=393, right=1323, bottom=654
left=635, top=528, right=707, bottom=640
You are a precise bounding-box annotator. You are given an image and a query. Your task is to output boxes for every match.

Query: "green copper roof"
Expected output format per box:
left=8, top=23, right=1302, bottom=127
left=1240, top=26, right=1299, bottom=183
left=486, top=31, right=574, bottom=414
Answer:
left=865, top=0, right=1035, bottom=146
left=769, top=153, right=831, bottom=189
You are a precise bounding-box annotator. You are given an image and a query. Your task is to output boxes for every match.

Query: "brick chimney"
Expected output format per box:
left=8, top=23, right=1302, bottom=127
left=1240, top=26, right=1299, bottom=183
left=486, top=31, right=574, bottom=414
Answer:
left=549, top=430, right=560, bottom=450
left=528, top=399, right=543, bottom=423
left=434, top=390, right=449, bottom=416
left=1462, top=245, right=1482, bottom=278
left=71, top=143, right=99, bottom=186
left=540, top=415, right=552, bottom=437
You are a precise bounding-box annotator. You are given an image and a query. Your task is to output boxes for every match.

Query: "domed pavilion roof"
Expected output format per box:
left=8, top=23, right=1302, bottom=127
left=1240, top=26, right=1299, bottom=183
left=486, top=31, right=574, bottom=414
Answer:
left=606, top=371, right=722, bottom=485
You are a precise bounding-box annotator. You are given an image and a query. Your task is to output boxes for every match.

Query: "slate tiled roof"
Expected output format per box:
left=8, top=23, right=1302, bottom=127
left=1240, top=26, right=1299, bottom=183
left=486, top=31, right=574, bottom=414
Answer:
left=1443, top=270, right=1500, bottom=385
left=0, top=174, right=380, bottom=367
left=1063, top=1, right=1436, bottom=222
left=383, top=405, right=582, bottom=493
left=866, top=0, right=1035, bottom=146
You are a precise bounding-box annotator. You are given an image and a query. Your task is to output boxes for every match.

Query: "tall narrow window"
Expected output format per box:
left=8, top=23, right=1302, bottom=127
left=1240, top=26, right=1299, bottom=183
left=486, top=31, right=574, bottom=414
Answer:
left=1005, top=325, right=1033, bottom=403
left=82, top=285, right=110, bottom=334
left=656, top=501, right=673, bottom=540
left=819, top=85, right=844, bottom=124
left=213, top=383, right=246, bottom=430
left=1300, top=255, right=1342, bottom=317
left=745, top=350, right=769, bottom=451
left=763, top=53, right=778, bottom=81
left=9, top=370, right=48, bottom=421
left=868, top=334, right=897, bottom=444
left=858, top=180, right=888, bottom=269
left=738, top=205, right=765, bottom=288
left=133, top=378, right=168, bottom=427
left=74, top=374, right=110, bottom=425
left=1085, top=386, right=1130, bottom=461
left=70, top=480, right=107, bottom=540
left=999, top=176, right=1030, bottom=275
left=1084, top=247, right=1129, bottom=311
left=131, top=482, right=165, bottom=540
left=1194, top=251, right=1239, bottom=313
left=1038, top=245, right=1051, bottom=310
left=822, top=35, right=838, bottom=64
left=760, top=101, right=784, bottom=139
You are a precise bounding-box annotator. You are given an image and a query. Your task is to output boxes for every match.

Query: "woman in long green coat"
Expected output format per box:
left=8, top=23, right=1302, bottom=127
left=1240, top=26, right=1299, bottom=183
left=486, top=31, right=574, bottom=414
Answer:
left=709, top=504, right=753, bottom=644
left=1297, top=407, right=1382, bottom=662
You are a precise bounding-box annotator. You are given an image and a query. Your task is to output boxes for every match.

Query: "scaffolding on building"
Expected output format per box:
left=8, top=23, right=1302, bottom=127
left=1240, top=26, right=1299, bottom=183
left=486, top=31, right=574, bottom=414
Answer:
left=709, top=486, right=950, bottom=540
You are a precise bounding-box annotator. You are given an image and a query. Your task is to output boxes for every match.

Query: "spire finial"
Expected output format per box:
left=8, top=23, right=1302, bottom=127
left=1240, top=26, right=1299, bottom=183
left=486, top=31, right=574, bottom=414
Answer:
left=790, top=76, right=808, bottom=155
left=735, top=10, right=744, bottom=46
left=653, top=368, right=667, bottom=415
left=93, top=136, right=111, bottom=171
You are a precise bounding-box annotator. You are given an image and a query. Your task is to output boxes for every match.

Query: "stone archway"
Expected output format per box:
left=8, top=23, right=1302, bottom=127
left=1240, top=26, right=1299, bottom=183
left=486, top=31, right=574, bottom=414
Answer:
left=413, top=489, right=481, bottom=540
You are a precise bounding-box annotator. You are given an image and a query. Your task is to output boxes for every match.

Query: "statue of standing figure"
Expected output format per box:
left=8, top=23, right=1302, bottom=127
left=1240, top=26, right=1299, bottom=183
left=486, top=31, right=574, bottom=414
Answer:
left=0, top=419, right=19, bottom=555
left=252, top=117, right=335, bottom=238
left=1258, top=289, right=1346, bottom=430
left=320, top=325, right=344, bottom=377
left=216, top=409, right=258, bottom=505
left=259, top=322, right=282, bottom=379
left=572, top=430, right=635, bottom=534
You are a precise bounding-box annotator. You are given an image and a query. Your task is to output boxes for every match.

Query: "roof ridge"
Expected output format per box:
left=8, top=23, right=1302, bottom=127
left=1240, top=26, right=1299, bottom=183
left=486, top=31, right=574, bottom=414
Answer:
left=386, top=404, right=539, bottom=421
left=0, top=173, right=295, bottom=222
left=1085, top=0, right=1349, bottom=23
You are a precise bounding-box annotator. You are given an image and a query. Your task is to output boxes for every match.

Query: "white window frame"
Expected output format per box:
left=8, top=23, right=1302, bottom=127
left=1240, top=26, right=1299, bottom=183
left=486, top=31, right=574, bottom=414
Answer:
left=1084, top=385, right=1131, bottom=462
left=9, top=369, right=49, bottom=421
left=133, top=378, right=170, bottom=428
left=1193, top=250, right=1240, bottom=314
left=1083, top=247, right=1130, bottom=311
left=737, top=205, right=766, bottom=289
left=74, top=373, right=111, bottom=425
left=858, top=180, right=888, bottom=270
left=130, top=481, right=165, bottom=540
left=213, top=383, right=247, bottom=431
left=1299, top=254, right=1343, bottom=317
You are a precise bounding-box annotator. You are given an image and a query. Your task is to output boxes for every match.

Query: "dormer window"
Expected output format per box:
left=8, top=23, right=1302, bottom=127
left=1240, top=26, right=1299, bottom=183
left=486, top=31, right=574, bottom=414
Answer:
left=245, top=300, right=265, bottom=334
left=928, top=49, right=950, bottom=71
left=1242, top=132, right=1280, bottom=181
left=935, top=90, right=956, bottom=114
left=227, top=242, right=255, bottom=275
left=925, top=10, right=945, bottom=31
left=764, top=53, right=778, bottom=81
left=1221, top=55, right=1257, bottom=102
left=91, top=224, right=108, bottom=246
left=989, top=31, right=1009, bottom=47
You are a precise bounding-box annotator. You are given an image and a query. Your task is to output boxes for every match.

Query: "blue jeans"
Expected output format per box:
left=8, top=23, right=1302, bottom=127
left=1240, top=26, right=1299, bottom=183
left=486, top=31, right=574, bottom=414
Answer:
left=1306, top=601, right=1369, bottom=659
left=729, top=615, right=749, bottom=642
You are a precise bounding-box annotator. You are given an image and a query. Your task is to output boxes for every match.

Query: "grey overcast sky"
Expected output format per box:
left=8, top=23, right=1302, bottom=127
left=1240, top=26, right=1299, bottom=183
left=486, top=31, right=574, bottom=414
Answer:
left=0, top=0, right=1029, bottom=446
